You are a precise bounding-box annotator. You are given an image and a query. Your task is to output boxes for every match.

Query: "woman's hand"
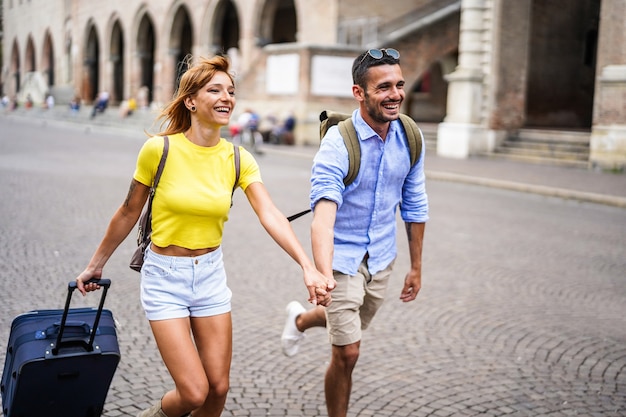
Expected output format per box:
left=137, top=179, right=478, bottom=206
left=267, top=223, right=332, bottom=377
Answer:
left=75, top=270, right=102, bottom=296
left=304, top=268, right=336, bottom=307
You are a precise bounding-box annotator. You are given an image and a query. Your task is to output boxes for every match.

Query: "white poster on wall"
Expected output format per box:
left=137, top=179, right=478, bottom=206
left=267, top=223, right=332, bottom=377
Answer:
left=311, top=55, right=354, bottom=98
left=266, top=54, right=300, bottom=95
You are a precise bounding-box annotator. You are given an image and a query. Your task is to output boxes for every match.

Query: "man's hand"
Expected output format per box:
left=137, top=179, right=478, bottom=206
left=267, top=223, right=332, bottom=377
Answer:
left=304, top=269, right=336, bottom=306
left=400, top=270, right=421, bottom=302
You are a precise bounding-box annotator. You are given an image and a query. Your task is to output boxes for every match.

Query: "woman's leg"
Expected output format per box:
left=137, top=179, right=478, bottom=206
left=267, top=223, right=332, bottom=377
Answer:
left=190, top=312, right=233, bottom=417
left=149, top=317, right=210, bottom=417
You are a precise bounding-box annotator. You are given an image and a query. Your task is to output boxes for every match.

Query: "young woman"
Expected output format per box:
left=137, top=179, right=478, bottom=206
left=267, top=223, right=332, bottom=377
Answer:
left=75, top=55, right=335, bottom=417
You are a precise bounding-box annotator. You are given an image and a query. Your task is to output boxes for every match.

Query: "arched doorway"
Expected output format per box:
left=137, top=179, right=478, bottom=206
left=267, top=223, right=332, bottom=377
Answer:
left=25, top=36, right=36, bottom=72
left=258, top=0, right=297, bottom=45
left=408, top=62, right=448, bottom=123
left=212, top=0, right=240, bottom=53
left=111, top=20, right=125, bottom=104
left=84, top=24, right=100, bottom=102
left=42, top=31, right=55, bottom=89
left=10, top=40, right=21, bottom=95
left=137, top=14, right=156, bottom=105
left=525, top=0, right=599, bottom=129
left=170, top=6, right=193, bottom=89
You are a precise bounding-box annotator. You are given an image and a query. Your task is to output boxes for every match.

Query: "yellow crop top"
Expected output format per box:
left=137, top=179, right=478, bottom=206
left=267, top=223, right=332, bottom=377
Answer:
left=133, top=133, right=262, bottom=249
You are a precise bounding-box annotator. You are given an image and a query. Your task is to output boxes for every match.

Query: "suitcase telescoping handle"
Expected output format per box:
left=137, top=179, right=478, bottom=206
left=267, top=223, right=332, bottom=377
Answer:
left=52, top=278, right=111, bottom=356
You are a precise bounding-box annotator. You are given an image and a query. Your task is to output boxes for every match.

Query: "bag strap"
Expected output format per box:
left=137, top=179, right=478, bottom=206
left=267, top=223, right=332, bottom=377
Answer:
left=231, top=143, right=240, bottom=207
left=287, top=208, right=311, bottom=222
left=287, top=119, right=357, bottom=221
left=287, top=115, right=422, bottom=222
left=398, top=114, right=423, bottom=166
left=146, top=136, right=169, bottom=212
left=341, top=115, right=421, bottom=186
left=338, top=119, right=360, bottom=187
left=136, top=136, right=169, bottom=245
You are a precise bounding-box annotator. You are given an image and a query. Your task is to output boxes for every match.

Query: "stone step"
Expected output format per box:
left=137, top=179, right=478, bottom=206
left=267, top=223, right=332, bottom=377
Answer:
left=500, top=140, right=589, bottom=154
left=497, top=142, right=589, bottom=161
left=513, top=128, right=590, bottom=144
left=492, top=127, right=591, bottom=167
left=481, top=152, right=590, bottom=169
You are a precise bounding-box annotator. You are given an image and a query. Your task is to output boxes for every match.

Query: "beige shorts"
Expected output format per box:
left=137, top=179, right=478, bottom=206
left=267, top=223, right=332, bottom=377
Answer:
left=325, top=258, right=395, bottom=346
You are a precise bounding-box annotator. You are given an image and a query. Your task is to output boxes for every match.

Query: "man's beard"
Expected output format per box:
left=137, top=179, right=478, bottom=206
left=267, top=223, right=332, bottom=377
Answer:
left=364, top=92, right=401, bottom=124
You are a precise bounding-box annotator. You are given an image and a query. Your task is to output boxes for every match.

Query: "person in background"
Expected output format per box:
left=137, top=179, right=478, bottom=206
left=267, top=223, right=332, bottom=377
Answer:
left=69, top=95, right=81, bottom=114
left=281, top=112, right=296, bottom=145
left=75, top=55, right=335, bottom=417
left=236, top=108, right=262, bottom=152
left=45, top=94, right=55, bottom=110
left=120, top=97, right=138, bottom=118
left=91, top=91, right=109, bottom=118
left=281, top=48, right=429, bottom=417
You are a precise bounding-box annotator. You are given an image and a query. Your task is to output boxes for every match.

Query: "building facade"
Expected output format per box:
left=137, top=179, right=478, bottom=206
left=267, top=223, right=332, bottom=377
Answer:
left=2, top=0, right=625, bottom=169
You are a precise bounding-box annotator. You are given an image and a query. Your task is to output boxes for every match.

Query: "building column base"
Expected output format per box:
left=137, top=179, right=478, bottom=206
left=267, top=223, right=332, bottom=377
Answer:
left=436, top=122, right=501, bottom=159
left=590, top=124, right=626, bottom=172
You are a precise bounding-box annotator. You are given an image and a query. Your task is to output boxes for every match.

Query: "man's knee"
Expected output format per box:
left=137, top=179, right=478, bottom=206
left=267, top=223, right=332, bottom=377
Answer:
left=332, top=342, right=360, bottom=369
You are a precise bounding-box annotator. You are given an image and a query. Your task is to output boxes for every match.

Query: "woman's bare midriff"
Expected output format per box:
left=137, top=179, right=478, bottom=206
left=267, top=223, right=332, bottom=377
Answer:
left=150, top=243, right=219, bottom=257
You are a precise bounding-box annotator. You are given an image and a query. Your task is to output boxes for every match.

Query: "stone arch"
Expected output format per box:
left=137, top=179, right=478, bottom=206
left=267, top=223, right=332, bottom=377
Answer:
left=25, top=35, right=36, bottom=72
left=256, top=0, right=297, bottom=46
left=169, top=4, right=194, bottom=90
left=408, top=61, right=449, bottom=123
left=83, top=21, right=100, bottom=102
left=110, top=18, right=125, bottom=103
left=41, top=30, right=55, bottom=89
left=211, top=0, right=240, bottom=53
left=10, top=39, right=21, bottom=95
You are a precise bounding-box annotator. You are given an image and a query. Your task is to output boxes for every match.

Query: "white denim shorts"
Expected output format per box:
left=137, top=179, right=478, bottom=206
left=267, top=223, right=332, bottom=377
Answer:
left=140, top=246, right=232, bottom=321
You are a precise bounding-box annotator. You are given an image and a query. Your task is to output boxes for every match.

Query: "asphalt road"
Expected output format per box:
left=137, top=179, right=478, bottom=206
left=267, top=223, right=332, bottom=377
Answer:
left=0, top=118, right=625, bottom=416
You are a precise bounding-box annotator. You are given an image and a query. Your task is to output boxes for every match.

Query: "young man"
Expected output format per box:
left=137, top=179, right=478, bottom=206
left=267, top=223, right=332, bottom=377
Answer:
left=281, top=48, right=429, bottom=417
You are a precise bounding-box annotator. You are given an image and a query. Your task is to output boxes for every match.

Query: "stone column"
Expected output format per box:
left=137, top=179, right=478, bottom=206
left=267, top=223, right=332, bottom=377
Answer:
left=590, top=0, right=626, bottom=171
left=437, top=0, right=487, bottom=158
left=590, top=66, right=626, bottom=170
left=488, top=0, right=531, bottom=131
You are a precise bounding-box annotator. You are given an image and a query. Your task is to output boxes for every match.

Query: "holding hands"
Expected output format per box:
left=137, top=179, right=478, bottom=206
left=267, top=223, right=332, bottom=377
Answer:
left=304, top=268, right=336, bottom=306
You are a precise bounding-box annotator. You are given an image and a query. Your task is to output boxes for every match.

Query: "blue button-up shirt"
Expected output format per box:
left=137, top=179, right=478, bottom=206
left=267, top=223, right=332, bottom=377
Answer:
left=310, top=110, right=429, bottom=276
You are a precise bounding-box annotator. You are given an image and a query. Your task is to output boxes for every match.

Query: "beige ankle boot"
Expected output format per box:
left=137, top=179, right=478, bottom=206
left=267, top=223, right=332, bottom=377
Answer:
left=137, top=399, right=168, bottom=417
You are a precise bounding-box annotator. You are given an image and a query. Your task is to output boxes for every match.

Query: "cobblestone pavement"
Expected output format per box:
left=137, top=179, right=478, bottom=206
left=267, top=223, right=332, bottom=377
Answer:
left=0, top=116, right=625, bottom=416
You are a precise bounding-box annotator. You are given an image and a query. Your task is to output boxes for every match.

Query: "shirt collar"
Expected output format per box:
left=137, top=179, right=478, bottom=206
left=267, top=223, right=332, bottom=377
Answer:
left=353, top=109, right=400, bottom=142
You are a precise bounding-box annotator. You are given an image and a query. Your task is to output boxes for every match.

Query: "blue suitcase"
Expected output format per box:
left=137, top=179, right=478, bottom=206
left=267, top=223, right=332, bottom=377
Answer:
left=1, top=279, right=120, bottom=417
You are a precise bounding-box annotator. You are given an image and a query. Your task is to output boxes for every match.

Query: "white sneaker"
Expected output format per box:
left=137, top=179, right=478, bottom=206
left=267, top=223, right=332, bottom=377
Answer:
left=281, top=301, right=306, bottom=357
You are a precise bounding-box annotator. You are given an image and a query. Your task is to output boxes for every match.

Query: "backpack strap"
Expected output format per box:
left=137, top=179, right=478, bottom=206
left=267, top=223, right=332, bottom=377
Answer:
left=338, top=119, right=360, bottom=187
left=231, top=143, right=240, bottom=207
left=398, top=114, right=423, bottom=166
left=339, top=115, right=422, bottom=186
left=287, top=113, right=421, bottom=222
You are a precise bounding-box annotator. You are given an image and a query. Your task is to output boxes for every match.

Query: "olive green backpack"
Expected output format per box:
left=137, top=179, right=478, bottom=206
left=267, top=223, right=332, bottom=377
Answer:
left=319, top=110, right=422, bottom=186
left=287, top=110, right=423, bottom=222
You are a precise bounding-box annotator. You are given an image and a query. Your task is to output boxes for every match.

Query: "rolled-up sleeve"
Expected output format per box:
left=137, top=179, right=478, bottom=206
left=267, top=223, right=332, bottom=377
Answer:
left=310, top=127, right=349, bottom=210
left=400, top=141, right=429, bottom=223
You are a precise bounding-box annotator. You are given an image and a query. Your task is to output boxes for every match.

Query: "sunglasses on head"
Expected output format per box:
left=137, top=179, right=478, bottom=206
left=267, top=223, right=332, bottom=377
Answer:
left=359, top=48, right=400, bottom=64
